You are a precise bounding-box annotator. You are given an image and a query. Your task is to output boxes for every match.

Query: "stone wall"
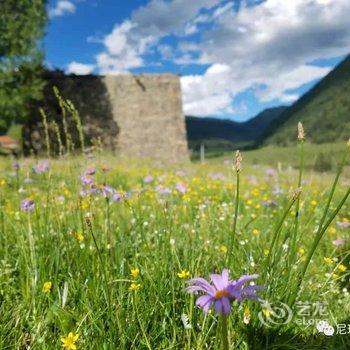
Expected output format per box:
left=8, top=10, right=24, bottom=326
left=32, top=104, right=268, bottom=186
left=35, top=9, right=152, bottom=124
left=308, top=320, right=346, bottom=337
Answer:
left=24, top=71, right=189, bottom=162
left=104, top=74, right=188, bottom=162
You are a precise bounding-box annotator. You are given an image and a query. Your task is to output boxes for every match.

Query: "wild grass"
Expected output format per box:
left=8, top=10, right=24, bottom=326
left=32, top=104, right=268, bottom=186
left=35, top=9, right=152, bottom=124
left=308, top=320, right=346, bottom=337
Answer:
left=0, top=141, right=349, bottom=349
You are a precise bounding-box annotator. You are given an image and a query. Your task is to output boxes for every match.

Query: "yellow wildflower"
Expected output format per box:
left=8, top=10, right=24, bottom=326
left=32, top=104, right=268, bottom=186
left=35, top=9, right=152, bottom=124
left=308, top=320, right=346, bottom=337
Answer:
left=328, top=227, right=336, bottom=235
left=43, top=281, right=52, bottom=293
left=177, top=270, right=190, bottom=279
left=338, top=264, right=347, bottom=273
left=61, top=332, right=79, bottom=350
left=263, top=249, right=269, bottom=256
left=262, top=307, right=272, bottom=318
left=243, top=306, right=251, bottom=325
left=0, top=179, right=6, bottom=187
left=323, top=257, right=334, bottom=265
left=252, top=229, right=260, bottom=236
left=74, top=231, right=84, bottom=242
left=311, top=200, right=317, bottom=206
left=130, top=267, right=140, bottom=278
left=298, top=247, right=305, bottom=255
left=128, top=283, right=141, bottom=292
left=80, top=199, right=89, bottom=210
left=219, top=245, right=228, bottom=254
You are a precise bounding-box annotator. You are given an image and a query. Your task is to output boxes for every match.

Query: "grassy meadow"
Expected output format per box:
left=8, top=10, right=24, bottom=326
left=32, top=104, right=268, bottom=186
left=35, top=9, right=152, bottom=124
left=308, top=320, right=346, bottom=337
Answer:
left=0, top=142, right=349, bottom=349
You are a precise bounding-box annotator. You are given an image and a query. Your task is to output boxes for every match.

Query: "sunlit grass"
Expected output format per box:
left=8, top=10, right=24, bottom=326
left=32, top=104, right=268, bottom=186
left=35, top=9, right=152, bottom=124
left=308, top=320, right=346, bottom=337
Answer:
left=0, top=145, right=349, bottom=349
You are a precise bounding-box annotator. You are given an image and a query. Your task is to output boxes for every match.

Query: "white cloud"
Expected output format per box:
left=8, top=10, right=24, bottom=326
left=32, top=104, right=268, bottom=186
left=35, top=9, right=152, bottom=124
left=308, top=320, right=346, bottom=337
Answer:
left=181, top=0, right=350, bottom=115
left=79, top=0, right=350, bottom=116
left=256, top=65, right=333, bottom=102
left=49, top=1, right=76, bottom=18
left=181, top=64, right=235, bottom=115
left=95, top=0, right=222, bottom=73
left=67, top=62, right=95, bottom=75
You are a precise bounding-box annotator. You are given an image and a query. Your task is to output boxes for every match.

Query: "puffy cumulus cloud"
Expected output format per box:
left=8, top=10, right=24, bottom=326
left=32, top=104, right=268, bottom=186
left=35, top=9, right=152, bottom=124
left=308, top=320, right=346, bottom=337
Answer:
left=95, top=0, right=222, bottom=73
left=67, top=62, right=95, bottom=75
left=181, top=64, right=235, bottom=115
left=49, top=0, right=76, bottom=18
left=181, top=0, right=350, bottom=115
left=82, top=0, right=350, bottom=115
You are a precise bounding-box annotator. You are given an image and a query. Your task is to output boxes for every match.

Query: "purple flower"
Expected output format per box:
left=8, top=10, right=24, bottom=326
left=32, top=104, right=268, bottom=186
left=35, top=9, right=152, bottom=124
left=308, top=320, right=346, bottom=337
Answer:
left=176, top=182, right=187, bottom=194
left=332, top=238, right=346, bottom=246
left=101, top=185, right=115, bottom=198
left=186, top=269, right=263, bottom=315
left=13, top=161, right=20, bottom=171
left=156, top=185, right=172, bottom=194
left=209, top=172, right=226, bottom=181
left=266, top=168, right=277, bottom=178
left=261, top=200, right=277, bottom=208
left=81, top=175, right=94, bottom=186
left=112, top=192, right=122, bottom=202
left=21, top=199, right=35, bottom=213
left=143, top=175, right=154, bottom=184
left=336, top=221, right=350, bottom=229
left=33, top=161, right=49, bottom=174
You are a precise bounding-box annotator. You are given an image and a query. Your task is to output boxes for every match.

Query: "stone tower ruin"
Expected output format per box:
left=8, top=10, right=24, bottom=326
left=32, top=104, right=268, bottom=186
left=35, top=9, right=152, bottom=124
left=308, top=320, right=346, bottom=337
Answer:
left=24, top=71, right=189, bottom=163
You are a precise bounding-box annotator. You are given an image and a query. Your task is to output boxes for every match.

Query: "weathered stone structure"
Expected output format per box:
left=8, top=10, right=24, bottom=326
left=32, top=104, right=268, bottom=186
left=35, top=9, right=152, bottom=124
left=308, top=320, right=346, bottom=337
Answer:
left=24, top=71, right=189, bottom=162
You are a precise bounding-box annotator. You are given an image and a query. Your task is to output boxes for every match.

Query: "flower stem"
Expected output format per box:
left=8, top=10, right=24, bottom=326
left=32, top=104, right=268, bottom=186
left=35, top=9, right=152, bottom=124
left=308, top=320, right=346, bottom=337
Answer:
left=220, top=315, right=229, bottom=350
left=229, top=171, right=240, bottom=266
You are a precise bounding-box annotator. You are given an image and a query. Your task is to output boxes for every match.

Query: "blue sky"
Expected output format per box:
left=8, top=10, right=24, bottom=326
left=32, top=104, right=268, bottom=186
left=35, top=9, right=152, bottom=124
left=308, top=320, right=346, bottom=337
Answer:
left=46, top=0, right=350, bottom=121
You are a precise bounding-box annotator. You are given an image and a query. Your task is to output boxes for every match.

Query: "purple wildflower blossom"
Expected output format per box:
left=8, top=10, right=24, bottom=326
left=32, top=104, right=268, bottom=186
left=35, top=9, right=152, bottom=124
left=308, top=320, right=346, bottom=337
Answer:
left=261, top=200, right=277, bottom=208
left=156, top=185, right=172, bottom=194
left=332, top=238, right=346, bottom=246
left=81, top=175, right=94, bottom=186
left=33, top=161, right=49, bottom=174
left=176, top=182, right=187, bottom=194
left=336, top=221, right=350, bottom=229
left=21, top=199, right=35, bottom=213
left=13, top=161, right=20, bottom=171
left=186, top=269, right=263, bottom=315
left=209, top=172, right=226, bottom=181
left=143, top=175, right=154, bottom=184
left=266, top=168, right=277, bottom=178
left=101, top=185, right=115, bottom=198
left=112, top=192, right=122, bottom=202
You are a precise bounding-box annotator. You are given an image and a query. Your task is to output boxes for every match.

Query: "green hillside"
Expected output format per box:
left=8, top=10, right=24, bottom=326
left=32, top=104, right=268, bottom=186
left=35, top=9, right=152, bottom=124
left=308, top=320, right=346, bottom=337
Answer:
left=261, top=55, right=350, bottom=146
left=185, top=106, right=286, bottom=153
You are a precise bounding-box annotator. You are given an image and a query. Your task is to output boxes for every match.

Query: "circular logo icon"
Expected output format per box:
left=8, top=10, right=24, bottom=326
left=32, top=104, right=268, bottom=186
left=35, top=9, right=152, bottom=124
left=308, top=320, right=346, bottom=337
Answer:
left=258, top=301, right=293, bottom=327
